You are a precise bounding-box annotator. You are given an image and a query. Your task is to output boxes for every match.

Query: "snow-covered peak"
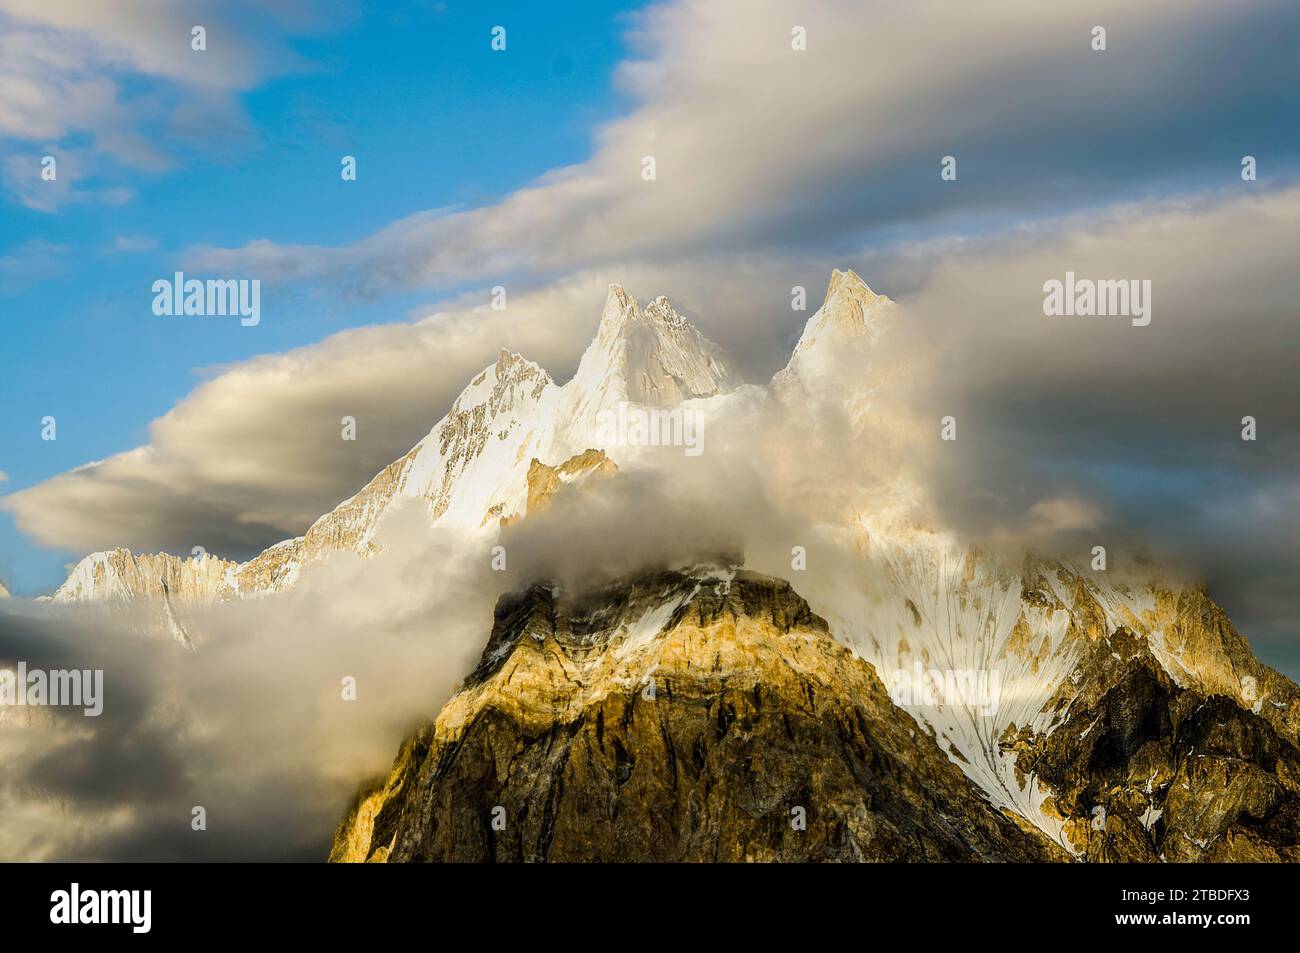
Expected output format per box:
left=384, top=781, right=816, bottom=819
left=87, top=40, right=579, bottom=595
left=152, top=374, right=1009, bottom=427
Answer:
left=451, top=349, right=553, bottom=411
left=45, top=285, right=745, bottom=606
left=599, top=283, right=637, bottom=332
left=828, top=266, right=877, bottom=298
left=642, top=294, right=692, bottom=333
left=391, top=349, right=559, bottom=519
left=775, top=268, right=896, bottom=389
left=565, top=285, right=737, bottom=410
left=54, top=549, right=137, bottom=603
left=797, top=268, right=891, bottom=356
left=550, top=285, right=738, bottom=461
left=0, top=578, right=11, bottom=599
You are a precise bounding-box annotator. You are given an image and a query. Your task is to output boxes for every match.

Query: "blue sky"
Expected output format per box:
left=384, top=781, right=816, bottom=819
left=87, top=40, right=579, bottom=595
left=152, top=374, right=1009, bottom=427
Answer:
left=0, top=1, right=642, bottom=593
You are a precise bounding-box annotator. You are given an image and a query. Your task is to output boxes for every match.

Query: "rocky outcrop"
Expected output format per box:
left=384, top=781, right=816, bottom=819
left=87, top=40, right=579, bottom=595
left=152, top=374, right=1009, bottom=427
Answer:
left=331, top=567, right=1064, bottom=863
left=503, top=448, right=618, bottom=527
left=825, top=531, right=1300, bottom=853
left=1007, top=627, right=1300, bottom=861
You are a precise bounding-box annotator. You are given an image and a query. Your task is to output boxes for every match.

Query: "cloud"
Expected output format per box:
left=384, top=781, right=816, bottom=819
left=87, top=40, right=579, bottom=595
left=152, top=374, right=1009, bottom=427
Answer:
left=0, top=238, right=69, bottom=291
left=190, top=0, right=1300, bottom=295
left=107, top=235, right=159, bottom=253
left=0, top=371, right=928, bottom=861
left=5, top=0, right=1297, bottom=669
left=1, top=275, right=616, bottom=559
left=1028, top=498, right=1105, bottom=535
left=892, top=184, right=1300, bottom=660
left=0, top=0, right=276, bottom=90
left=1, top=205, right=1297, bottom=859
left=0, top=513, right=501, bottom=861
left=905, top=185, right=1300, bottom=507
left=9, top=183, right=1300, bottom=620
left=1, top=147, right=134, bottom=213
left=0, top=0, right=338, bottom=208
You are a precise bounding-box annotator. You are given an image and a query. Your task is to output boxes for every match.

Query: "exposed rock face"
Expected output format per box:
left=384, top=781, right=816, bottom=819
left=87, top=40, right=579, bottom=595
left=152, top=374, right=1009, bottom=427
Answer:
left=821, top=533, right=1300, bottom=853
left=494, top=449, right=617, bottom=528
left=521, top=449, right=618, bottom=519
left=1009, top=627, right=1300, bottom=861
left=331, top=568, right=1064, bottom=863
left=1132, top=583, right=1300, bottom=740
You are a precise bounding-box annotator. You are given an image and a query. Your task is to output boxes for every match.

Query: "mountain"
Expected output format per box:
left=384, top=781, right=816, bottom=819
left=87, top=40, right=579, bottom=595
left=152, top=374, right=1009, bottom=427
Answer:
left=51, top=286, right=737, bottom=606
left=39, top=269, right=1300, bottom=860
left=335, top=553, right=1300, bottom=862
left=553, top=285, right=736, bottom=451
left=331, top=565, right=1063, bottom=862
left=0, top=580, right=10, bottom=599
left=326, top=269, right=1299, bottom=861
left=52, top=548, right=239, bottom=604
left=231, top=348, right=562, bottom=594
left=819, top=529, right=1300, bottom=855
left=773, top=268, right=896, bottom=392
left=335, top=530, right=1300, bottom=858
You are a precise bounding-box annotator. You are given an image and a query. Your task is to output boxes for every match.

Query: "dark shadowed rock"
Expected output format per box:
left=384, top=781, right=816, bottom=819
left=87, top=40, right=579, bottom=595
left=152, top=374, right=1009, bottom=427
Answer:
left=1012, top=627, right=1300, bottom=861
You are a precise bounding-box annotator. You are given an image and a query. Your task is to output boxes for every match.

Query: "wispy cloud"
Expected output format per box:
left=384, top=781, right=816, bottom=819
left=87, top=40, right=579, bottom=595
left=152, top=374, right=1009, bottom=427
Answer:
left=106, top=235, right=159, bottom=254
left=1, top=147, right=134, bottom=212
left=0, top=238, right=69, bottom=290
left=0, top=0, right=339, bottom=209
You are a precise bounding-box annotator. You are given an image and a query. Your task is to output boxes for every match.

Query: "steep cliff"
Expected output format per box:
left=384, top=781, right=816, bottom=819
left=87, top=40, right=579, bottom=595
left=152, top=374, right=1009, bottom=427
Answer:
left=1007, top=626, right=1300, bottom=861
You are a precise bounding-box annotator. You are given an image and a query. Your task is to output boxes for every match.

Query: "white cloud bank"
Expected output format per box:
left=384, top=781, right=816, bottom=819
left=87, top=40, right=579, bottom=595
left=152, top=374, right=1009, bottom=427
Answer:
left=0, top=0, right=335, bottom=209
left=189, top=0, right=1300, bottom=293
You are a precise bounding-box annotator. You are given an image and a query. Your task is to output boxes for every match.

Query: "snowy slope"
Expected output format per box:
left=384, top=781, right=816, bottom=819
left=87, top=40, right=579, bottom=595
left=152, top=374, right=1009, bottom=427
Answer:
left=53, top=284, right=740, bottom=601
left=808, top=526, right=1087, bottom=849
left=774, top=268, right=895, bottom=389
